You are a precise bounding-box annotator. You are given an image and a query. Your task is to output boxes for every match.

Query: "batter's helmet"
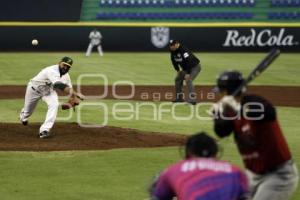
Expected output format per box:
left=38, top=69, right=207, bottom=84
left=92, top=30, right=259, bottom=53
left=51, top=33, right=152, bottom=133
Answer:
left=185, top=132, right=218, bottom=159
left=214, top=70, right=245, bottom=95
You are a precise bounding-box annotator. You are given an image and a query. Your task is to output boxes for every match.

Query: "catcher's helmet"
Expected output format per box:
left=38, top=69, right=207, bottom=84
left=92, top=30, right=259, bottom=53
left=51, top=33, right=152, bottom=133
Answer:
left=185, top=132, right=218, bottom=159
left=214, top=70, right=244, bottom=95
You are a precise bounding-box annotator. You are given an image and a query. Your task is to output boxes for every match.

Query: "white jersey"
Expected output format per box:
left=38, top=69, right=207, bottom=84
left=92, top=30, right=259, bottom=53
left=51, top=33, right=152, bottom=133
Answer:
left=20, top=63, right=75, bottom=135
left=30, top=65, right=72, bottom=95
left=89, top=31, right=102, bottom=45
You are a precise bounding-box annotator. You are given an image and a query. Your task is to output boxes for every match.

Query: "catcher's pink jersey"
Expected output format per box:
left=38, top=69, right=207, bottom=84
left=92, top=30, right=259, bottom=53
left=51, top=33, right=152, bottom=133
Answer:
left=152, top=158, right=248, bottom=200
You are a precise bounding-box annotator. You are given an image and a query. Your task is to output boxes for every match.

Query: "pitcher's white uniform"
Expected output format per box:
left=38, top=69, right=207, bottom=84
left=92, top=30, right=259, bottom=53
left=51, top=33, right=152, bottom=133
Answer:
left=20, top=65, right=72, bottom=134
left=86, top=30, right=103, bottom=56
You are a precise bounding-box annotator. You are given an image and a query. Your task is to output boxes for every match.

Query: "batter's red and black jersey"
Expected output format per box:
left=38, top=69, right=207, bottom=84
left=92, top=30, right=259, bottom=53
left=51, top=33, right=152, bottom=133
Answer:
left=214, top=94, right=292, bottom=174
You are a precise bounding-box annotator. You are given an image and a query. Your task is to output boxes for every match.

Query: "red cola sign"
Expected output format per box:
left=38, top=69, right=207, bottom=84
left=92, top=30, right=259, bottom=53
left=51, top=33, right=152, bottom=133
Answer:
left=223, top=28, right=299, bottom=47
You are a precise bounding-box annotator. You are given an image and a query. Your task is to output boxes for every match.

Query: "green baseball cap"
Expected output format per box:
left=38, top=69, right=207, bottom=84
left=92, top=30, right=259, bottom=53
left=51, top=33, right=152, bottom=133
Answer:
left=61, top=57, right=73, bottom=67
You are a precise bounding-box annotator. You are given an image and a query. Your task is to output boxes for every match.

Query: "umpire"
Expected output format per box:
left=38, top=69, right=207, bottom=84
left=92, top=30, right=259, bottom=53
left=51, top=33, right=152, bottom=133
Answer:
left=169, top=40, right=201, bottom=105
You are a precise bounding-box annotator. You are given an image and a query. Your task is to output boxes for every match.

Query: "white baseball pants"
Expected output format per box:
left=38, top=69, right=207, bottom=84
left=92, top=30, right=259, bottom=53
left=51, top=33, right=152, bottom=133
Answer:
left=246, top=160, right=299, bottom=200
left=20, top=82, right=59, bottom=133
left=86, top=43, right=103, bottom=56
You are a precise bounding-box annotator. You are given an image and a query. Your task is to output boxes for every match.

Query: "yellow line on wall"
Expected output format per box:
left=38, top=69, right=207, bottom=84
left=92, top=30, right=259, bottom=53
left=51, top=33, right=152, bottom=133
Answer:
left=1, top=21, right=300, bottom=27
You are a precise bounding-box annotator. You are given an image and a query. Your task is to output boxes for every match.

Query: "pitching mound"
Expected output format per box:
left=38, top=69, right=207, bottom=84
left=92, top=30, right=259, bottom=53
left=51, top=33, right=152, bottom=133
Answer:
left=0, top=123, right=186, bottom=151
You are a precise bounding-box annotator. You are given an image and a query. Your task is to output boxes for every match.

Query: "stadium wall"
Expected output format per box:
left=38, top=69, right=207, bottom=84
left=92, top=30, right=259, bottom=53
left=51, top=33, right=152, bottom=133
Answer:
left=0, top=0, right=82, bottom=21
left=0, top=22, right=300, bottom=52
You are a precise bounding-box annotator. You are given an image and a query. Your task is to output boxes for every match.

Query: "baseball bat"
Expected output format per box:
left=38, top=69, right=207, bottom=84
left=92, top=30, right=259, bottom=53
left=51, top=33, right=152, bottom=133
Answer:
left=232, top=48, right=281, bottom=96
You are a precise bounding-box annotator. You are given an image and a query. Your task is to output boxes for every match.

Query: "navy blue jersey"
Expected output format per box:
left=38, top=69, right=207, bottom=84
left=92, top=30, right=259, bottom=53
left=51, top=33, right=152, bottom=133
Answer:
left=170, top=45, right=200, bottom=74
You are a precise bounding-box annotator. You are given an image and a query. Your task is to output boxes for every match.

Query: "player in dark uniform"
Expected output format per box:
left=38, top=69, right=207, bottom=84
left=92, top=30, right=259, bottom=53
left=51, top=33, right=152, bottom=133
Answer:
left=150, top=132, right=249, bottom=200
left=211, top=70, right=298, bottom=200
left=169, top=40, right=201, bottom=105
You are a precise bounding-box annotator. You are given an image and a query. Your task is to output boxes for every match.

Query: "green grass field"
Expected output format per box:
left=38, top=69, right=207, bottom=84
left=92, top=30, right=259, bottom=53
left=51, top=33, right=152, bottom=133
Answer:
left=0, top=52, right=299, bottom=200
left=0, top=99, right=299, bottom=199
left=0, top=52, right=300, bottom=85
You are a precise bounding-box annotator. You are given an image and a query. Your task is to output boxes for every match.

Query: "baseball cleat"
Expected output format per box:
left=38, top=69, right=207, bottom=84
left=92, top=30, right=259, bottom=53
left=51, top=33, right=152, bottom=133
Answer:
left=19, top=113, right=28, bottom=126
left=19, top=116, right=28, bottom=126
left=21, top=120, right=28, bottom=126
left=39, top=131, right=50, bottom=139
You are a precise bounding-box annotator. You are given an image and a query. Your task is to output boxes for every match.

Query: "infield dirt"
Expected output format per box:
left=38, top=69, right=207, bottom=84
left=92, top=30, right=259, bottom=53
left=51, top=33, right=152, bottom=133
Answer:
left=1, top=85, right=300, bottom=106
left=0, top=123, right=186, bottom=151
left=0, top=85, right=299, bottom=151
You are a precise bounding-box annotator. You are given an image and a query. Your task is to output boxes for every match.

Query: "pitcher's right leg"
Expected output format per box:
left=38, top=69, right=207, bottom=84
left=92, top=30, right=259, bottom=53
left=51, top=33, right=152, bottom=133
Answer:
left=39, top=91, right=59, bottom=138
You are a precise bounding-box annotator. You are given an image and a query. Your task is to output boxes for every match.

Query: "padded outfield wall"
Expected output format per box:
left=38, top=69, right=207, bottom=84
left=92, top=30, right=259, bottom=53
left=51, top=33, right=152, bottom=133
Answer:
left=0, top=22, right=300, bottom=52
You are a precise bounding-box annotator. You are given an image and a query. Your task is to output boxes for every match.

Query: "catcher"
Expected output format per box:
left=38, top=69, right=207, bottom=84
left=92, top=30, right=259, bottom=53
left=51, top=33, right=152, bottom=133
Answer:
left=19, top=57, right=83, bottom=138
left=150, top=132, right=249, bottom=200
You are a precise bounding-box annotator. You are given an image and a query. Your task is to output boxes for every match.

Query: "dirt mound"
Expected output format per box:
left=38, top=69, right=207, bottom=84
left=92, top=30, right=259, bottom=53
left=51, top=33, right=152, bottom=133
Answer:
left=0, top=123, right=186, bottom=151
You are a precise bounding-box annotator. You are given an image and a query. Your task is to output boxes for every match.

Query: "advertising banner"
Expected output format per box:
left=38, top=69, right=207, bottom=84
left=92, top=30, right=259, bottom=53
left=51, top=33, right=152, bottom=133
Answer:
left=0, top=25, right=299, bottom=51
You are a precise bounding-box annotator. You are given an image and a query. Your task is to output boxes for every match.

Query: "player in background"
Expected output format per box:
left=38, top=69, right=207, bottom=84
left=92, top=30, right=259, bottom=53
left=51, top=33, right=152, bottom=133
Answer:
left=211, top=70, right=299, bottom=200
left=169, top=40, right=201, bottom=105
left=86, top=29, right=103, bottom=57
left=150, top=132, right=249, bottom=200
left=19, top=57, right=82, bottom=138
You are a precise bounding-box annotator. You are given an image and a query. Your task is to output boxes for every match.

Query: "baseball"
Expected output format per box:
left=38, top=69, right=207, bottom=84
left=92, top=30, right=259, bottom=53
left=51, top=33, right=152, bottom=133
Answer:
left=32, top=39, right=38, bottom=46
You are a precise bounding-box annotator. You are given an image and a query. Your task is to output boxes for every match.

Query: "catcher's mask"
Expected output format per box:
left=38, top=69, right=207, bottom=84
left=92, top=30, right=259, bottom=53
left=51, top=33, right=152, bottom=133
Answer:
left=213, top=70, right=245, bottom=95
left=185, top=132, right=218, bottom=159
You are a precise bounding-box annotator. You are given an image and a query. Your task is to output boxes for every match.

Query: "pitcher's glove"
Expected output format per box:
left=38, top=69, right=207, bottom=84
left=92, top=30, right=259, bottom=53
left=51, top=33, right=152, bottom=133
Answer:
left=61, top=96, right=81, bottom=110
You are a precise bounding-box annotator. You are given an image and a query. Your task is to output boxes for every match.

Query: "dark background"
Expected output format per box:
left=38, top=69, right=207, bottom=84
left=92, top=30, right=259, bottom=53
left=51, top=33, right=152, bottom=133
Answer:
left=0, top=0, right=82, bottom=21
left=0, top=0, right=299, bottom=52
left=0, top=26, right=299, bottom=52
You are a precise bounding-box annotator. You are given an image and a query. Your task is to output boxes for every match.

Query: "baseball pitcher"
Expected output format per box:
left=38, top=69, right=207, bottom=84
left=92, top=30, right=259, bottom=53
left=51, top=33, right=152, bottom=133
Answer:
left=86, top=29, right=103, bottom=57
left=169, top=40, right=201, bottom=105
left=19, top=57, right=82, bottom=138
left=212, top=70, right=299, bottom=200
